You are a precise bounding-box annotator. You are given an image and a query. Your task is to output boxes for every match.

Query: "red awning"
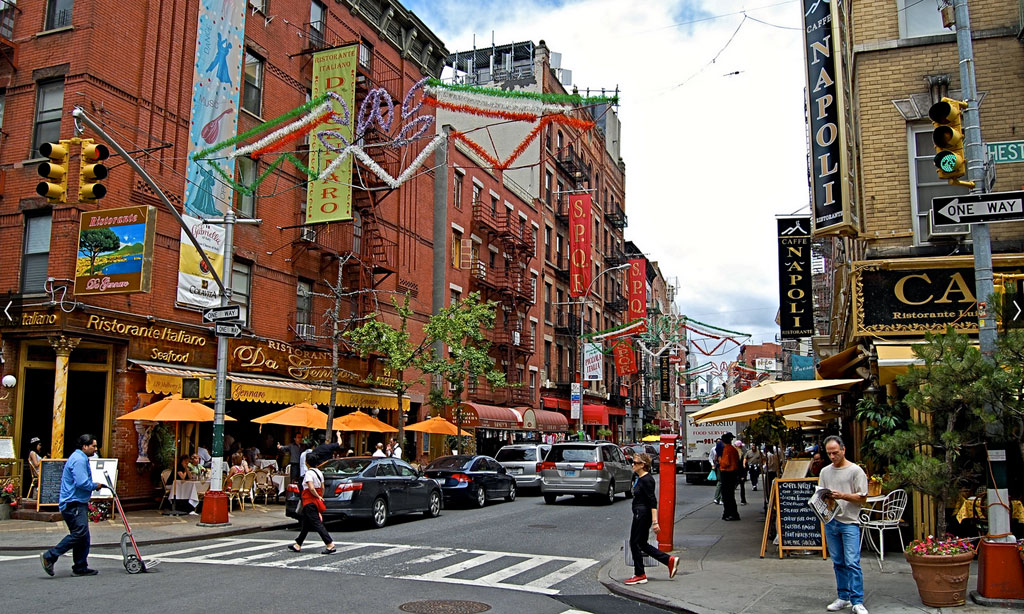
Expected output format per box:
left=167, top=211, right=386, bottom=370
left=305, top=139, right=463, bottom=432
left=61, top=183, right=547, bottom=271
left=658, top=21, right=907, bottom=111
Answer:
left=457, top=402, right=522, bottom=429
left=582, top=404, right=609, bottom=426
left=541, top=397, right=567, bottom=411
left=522, top=408, right=569, bottom=431
left=607, top=405, right=626, bottom=417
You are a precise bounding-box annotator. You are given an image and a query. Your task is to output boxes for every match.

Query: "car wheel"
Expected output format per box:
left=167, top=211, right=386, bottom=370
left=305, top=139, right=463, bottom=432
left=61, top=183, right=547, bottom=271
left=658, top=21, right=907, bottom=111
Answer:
left=603, top=480, right=616, bottom=505
left=544, top=493, right=557, bottom=504
left=475, top=486, right=487, bottom=508
left=425, top=490, right=441, bottom=518
left=372, top=497, right=389, bottom=528
left=505, top=482, right=516, bottom=502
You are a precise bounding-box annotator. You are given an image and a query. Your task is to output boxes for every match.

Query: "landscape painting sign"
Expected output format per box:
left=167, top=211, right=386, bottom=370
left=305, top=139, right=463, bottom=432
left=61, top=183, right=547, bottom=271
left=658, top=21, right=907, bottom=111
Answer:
left=75, top=206, right=157, bottom=295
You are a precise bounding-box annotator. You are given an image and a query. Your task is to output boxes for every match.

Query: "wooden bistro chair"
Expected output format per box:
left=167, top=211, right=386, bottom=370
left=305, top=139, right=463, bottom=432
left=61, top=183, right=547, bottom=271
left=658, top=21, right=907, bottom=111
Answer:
left=253, top=469, right=275, bottom=504
left=26, top=463, right=40, bottom=500
left=158, top=469, right=173, bottom=510
left=226, top=472, right=246, bottom=511
left=859, top=488, right=908, bottom=569
left=240, top=471, right=257, bottom=509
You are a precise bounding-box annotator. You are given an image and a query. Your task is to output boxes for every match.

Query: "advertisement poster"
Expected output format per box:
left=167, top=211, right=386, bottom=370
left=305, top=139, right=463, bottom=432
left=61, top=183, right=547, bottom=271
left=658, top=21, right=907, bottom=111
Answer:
left=74, top=206, right=156, bottom=296
left=583, top=342, right=603, bottom=381
left=568, top=193, right=592, bottom=297
left=306, top=44, right=358, bottom=224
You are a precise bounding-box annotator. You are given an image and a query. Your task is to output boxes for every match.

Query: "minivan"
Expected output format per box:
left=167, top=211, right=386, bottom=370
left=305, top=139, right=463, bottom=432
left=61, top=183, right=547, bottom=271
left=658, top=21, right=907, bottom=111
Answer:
left=538, top=441, right=633, bottom=504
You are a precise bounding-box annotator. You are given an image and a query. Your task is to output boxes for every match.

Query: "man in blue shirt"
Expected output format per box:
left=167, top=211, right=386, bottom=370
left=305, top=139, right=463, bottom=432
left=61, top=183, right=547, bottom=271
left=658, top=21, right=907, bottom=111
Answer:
left=40, top=434, right=102, bottom=577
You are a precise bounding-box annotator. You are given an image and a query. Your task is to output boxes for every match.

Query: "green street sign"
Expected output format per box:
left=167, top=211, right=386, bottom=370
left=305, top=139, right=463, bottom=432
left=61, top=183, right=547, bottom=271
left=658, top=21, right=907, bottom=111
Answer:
left=987, top=140, right=1024, bottom=164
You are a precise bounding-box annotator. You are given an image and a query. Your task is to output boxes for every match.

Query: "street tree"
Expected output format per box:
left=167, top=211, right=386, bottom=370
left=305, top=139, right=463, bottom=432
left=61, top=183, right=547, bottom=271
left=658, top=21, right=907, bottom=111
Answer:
left=79, top=227, right=120, bottom=274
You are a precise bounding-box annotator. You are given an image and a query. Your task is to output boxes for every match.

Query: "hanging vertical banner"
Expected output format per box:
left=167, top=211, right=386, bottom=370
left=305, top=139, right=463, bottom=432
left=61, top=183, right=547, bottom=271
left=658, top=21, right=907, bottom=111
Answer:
left=177, top=0, right=247, bottom=307
left=777, top=216, right=814, bottom=338
left=802, top=0, right=858, bottom=236
left=568, top=193, right=592, bottom=297
left=627, top=258, right=647, bottom=333
left=659, top=354, right=671, bottom=399
left=306, top=44, right=358, bottom=224
left=613, top=340, right=638, bottom=377
left=791, top=354, right=815, bottom=380
left=583, top=342, right=603, bottom=381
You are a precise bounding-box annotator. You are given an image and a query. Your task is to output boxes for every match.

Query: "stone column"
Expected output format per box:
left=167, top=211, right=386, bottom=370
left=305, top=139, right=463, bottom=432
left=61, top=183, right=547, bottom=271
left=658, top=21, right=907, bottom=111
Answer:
left=49, top=336, right=80, bottom=458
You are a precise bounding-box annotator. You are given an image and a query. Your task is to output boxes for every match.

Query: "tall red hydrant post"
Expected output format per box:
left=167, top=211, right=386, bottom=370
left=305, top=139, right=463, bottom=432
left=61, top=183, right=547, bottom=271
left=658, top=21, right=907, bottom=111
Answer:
left=657, top=433, right=678, bottom=551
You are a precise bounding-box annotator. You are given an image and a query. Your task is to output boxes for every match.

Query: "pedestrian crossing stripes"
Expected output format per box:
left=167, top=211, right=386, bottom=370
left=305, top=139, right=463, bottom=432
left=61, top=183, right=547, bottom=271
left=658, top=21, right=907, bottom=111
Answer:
left=145, top=537, right=599, bottom=595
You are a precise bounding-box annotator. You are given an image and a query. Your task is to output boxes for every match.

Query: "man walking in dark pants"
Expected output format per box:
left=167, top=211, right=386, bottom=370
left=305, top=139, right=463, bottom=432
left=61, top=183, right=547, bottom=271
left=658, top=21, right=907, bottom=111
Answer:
left=718, top=432, right=740, bottom=521
left=40, top=434, right=103, bottom=577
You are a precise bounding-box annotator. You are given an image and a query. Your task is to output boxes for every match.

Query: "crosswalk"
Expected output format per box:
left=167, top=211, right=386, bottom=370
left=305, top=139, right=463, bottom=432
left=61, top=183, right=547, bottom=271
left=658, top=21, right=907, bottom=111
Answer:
left=2, top=538, right=598, bottom=596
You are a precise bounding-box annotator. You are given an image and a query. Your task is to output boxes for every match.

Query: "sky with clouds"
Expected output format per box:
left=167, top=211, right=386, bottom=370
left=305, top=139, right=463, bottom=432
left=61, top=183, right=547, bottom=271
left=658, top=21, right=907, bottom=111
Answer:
left=404, top=0, right=809, bottom=349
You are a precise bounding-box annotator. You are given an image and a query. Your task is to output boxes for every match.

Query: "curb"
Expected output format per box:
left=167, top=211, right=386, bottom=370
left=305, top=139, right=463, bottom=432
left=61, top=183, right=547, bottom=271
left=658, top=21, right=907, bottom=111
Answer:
left=598, top=556, right=704, bottom=614
left=0, top=521, right=296, bottom=552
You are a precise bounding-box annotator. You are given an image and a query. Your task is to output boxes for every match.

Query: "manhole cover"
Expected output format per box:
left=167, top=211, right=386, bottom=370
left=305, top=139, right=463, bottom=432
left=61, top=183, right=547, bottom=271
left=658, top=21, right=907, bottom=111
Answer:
left=399, top=600, right=491, bottom=614
left=527, top=524, right=557, bottom=529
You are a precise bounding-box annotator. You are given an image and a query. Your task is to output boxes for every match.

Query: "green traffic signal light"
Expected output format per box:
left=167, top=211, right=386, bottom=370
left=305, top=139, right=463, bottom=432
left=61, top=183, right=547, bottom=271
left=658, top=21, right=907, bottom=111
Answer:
left=927, top=97, right=972, bottom=186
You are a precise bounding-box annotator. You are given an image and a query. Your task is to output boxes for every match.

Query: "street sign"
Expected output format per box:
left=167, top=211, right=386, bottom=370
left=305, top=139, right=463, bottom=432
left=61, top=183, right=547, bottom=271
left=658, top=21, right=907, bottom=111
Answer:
left=214, top=322, right=242, bottom=337
left=203, top=305, right=241, bottom=323
left=987, top=140, right=1024, bottom=164
left=932, top=191, right=1024, bottom=226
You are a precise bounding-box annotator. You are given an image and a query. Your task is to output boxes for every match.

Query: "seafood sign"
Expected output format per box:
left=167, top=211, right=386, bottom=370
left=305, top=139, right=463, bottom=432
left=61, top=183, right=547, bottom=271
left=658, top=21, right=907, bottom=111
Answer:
left=74, top=206, right=157, bottom=296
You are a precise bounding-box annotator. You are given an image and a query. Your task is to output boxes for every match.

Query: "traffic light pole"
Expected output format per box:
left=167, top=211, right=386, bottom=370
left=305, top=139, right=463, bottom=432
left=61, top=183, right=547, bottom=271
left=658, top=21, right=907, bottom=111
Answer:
left=951, top=0, right=1009, bottom=544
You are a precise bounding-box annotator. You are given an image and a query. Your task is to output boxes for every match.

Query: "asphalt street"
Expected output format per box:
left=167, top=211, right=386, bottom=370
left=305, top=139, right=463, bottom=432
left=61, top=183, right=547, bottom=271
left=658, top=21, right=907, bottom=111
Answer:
left=4, top=475, right=709, bottom=614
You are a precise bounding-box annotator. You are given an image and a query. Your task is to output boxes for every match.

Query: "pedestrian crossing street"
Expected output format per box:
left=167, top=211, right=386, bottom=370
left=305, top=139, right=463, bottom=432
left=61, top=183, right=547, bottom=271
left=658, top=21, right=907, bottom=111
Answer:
left=3, top=538, right=599, bottom=596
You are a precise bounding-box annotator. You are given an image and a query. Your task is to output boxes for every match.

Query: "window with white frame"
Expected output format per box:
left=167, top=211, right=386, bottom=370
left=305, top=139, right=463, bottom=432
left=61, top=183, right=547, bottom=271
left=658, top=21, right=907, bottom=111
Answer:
left=897, top=0, right=948, bottom=39
left=909, top=124, right=970, bottom=244
left=21, top=212, right=51, bottom=293
left=237, top=156, right=257, bottom=217
left=242, top=51, right=264, bottom=116
left=249, top=0, right=267, bottom=12
left=231, top=261, right=252, bottom=325
left=296, top=279, right=313, bottom=327
left=453, top=171, right=464, bottom=209
left=33, top=80, right=63, bottom=157
left=310, top=0, right=326, bottom=47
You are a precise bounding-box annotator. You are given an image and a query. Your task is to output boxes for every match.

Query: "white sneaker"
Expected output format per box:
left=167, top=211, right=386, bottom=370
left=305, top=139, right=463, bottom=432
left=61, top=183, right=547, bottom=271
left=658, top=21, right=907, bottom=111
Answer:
left=826, top=599, right=852, bottom=611
left=851, top=605, right=868, bottom=614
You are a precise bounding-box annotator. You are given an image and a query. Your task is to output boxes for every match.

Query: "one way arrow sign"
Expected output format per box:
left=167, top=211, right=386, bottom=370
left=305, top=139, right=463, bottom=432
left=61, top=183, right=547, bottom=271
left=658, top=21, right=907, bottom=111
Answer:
left=203, top=305, right=241, bottom=323
left=932, top=191, right=1024, bottom=226
left=214, top=323, right=242, bottom=337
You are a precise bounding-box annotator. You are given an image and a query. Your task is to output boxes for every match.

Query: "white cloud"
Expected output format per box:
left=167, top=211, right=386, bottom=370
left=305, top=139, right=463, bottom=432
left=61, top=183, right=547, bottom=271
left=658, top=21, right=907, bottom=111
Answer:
left=409, top=0, right=807, bottom=347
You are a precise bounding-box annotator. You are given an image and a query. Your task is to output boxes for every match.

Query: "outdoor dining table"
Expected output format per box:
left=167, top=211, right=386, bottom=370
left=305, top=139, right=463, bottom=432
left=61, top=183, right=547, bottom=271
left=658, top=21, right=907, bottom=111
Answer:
left=270, top=473, right=287, bottom=495
left=256, top=459, right=279, bottom=471
left=170, top=479, right=210, bottom=508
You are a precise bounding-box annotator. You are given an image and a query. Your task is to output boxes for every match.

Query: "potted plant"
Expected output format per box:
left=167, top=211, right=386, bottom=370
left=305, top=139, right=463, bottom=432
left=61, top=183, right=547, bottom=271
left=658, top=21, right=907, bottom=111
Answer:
left=904, top=534, right=976, bottom=607
left=0, top=481, right=17, bottom=520
left=595, top=427, right=613, bottom=440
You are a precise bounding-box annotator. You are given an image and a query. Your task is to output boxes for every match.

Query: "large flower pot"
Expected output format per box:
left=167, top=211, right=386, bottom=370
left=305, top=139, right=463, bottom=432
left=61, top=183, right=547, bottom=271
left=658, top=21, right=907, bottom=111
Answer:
left=905, top=551, right=975, bottom=607
left=0, top=503, right=11, bottom=521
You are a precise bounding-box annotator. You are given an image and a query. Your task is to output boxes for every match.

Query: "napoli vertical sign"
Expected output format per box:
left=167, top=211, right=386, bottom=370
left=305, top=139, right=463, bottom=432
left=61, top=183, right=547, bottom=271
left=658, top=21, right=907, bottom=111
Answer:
left=802, top=0, right=858, bottom=236
left=777, top=216, right=814, bottom=338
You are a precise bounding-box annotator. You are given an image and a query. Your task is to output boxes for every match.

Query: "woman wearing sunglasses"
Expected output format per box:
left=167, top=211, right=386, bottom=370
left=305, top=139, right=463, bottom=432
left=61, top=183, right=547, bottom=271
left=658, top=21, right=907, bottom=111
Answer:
left=625, top=453, right=680, bottom=585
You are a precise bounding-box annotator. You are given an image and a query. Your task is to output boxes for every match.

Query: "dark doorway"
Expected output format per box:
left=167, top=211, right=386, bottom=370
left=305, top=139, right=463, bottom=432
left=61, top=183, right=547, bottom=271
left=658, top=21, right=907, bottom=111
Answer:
left=20, top=368, right=55, bottom=459
left=65, top=370, right=108, bottom=457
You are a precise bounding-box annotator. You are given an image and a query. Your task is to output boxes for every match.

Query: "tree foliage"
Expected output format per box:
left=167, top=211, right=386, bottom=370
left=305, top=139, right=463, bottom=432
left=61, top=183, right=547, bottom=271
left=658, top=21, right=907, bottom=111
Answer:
left=79, top=227, right=120, bottom=274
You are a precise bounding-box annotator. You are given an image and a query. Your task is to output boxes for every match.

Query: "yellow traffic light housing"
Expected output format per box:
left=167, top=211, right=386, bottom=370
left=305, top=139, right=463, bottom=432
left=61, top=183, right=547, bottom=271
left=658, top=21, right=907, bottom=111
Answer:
left=928, top=97, right=974, bottom=187
left=79, top=139, right=110, bottom=202
left=36, top=141, right=70, bottom=203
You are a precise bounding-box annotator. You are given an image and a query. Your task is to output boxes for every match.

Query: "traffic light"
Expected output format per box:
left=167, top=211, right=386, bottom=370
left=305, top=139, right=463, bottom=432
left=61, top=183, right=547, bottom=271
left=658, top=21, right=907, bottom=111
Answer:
left=78, top=139, right=110, bottom=202
left=928, top=97, right=974, bottom=187
left=36, top=141, right=70, bottom=203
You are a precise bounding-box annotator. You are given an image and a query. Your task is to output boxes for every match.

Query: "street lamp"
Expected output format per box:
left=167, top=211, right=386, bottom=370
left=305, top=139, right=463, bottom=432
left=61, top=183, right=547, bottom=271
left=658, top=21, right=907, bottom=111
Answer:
left=575, top=262, right=630, bottom=439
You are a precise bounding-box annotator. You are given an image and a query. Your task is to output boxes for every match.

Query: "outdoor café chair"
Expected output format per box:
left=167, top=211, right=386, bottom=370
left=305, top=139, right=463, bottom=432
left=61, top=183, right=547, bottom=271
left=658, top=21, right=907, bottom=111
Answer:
left=227, top=472, right=246, bottom=511
left=240, top=471, right=257, bottom=509
left=158, top=468, right=173, bottom=510
left=859, top=488, right=907, bottom=569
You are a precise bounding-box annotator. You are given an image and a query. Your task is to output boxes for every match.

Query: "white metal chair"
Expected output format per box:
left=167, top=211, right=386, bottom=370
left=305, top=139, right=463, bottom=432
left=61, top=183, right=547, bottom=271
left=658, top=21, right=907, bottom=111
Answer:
left=859, top=488, right=907, bottom=568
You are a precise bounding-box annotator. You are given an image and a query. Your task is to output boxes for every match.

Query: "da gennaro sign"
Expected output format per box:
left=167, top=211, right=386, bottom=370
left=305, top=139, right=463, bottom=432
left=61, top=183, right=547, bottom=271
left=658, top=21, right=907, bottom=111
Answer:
left=74, top=206, right=157, bottom=295
left=852, top=256, right=1024, bottom=336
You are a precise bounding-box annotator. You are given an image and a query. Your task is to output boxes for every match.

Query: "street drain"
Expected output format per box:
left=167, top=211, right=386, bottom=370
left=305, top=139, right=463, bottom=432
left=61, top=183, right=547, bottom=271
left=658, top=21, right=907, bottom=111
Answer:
left=398, top=600, right=491, bottom=614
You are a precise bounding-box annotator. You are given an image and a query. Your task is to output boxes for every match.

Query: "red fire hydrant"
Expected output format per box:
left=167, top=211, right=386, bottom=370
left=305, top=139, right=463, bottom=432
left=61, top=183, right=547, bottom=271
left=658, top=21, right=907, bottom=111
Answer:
left=657, top=433, right=678, bottom=551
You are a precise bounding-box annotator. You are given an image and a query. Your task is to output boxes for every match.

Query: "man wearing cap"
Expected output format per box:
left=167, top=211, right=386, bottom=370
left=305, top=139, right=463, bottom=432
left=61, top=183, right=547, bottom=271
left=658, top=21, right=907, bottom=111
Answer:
left=718, top=432, right=741, bottom=521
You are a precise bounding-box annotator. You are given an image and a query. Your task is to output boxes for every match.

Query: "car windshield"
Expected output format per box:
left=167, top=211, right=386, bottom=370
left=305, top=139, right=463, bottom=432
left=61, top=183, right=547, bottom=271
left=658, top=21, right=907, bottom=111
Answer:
left=495, top=448, right=535, bottom=462
left=547, top=446, right=598, bottom=463
left=426, top=456, right=472, bottom=470
left=321, top=458, right=373, bottom=476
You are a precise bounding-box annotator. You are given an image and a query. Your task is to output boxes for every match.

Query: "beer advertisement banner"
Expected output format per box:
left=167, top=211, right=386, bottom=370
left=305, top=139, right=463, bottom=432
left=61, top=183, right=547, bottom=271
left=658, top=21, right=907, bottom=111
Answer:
left=568, top=193, right=592, bottom=297
left=177, top=0, right=247, bottom=307
left=75, top=206, right=157, bottom=296
left=613, top=340, right=638, bottom=377
left=627, top=258, right=647, bottom=333
left=583, top=342, right=603, bottom=381
left=306, top=44, right=358, bottom=224
left=802, top=0, right=858, bottom=236
left=659, top=354, right=671, bottom=399
left=777, top=216, right=814, bottom=338
left=176, top=214, right=226, bottom=307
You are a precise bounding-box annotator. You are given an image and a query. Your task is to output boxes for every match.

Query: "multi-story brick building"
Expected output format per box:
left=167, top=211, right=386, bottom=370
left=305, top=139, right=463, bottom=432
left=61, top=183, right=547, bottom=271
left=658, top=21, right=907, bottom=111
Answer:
left=809, top=1, right=1024, bottom=535
left=0, top=0, right=448, bottom=500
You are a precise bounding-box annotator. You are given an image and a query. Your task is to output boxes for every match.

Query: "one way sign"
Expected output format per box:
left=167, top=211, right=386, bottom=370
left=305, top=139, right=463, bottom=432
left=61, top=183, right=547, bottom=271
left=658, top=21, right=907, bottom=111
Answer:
left=932, top=191, right=1024, bottom=226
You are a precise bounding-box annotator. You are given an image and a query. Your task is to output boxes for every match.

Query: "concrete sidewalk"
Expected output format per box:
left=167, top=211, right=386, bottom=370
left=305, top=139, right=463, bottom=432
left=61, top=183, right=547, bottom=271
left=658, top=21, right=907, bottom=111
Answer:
left=0, top=504, right=293, bottom=551
left=599, top=498, right=999, bottom=614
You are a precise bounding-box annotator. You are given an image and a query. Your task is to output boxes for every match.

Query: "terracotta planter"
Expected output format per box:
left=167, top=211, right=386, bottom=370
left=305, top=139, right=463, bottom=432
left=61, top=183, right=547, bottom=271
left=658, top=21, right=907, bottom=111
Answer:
left=905, top=551, right=974, bottom=607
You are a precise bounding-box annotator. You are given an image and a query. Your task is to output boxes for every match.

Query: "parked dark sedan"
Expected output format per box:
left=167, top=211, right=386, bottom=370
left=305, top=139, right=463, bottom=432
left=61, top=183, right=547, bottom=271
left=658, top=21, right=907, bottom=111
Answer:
left=423, top=455, right=517, bottom=508
left=285, top=457, right=442, bottom=528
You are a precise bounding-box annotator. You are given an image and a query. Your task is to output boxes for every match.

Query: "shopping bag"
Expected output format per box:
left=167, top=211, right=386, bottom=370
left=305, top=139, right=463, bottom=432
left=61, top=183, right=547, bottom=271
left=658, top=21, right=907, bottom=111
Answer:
left=707, top=469, right=717, bottom=481
left=624, top=539, right=659, bottom=567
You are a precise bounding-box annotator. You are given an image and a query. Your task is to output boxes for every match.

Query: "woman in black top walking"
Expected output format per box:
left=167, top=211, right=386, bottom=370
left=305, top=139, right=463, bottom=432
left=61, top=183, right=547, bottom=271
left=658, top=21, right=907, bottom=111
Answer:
left=625, top=453, right=680, bottom=585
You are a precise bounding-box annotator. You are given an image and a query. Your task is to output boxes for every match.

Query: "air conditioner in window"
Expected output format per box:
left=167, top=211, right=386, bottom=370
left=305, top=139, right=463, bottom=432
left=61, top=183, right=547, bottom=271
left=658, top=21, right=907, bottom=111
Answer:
left=300, top=226, right=317, bottom=242
left=296, top=323, right=316, bottom=339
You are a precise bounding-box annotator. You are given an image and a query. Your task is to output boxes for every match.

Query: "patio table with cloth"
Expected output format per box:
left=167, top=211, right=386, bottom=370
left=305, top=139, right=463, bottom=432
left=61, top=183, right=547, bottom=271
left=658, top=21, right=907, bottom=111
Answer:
left=270, top=474, right=287, bottom=495
left=171, top=480, right=210, bottom=508
left=256, top=459, right=279, bottom=471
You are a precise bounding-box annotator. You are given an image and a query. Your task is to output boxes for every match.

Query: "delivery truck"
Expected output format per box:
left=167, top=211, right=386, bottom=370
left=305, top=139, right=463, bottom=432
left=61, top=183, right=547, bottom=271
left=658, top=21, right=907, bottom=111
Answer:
left=683, top=408, right=736, bottom=484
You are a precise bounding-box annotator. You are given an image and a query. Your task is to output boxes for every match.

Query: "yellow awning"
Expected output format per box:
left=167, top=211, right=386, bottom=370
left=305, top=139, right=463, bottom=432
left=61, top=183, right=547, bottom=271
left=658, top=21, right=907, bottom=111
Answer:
left=876, top=342, right=978, bottom=386
left=815, top=345, right=864, bottom=380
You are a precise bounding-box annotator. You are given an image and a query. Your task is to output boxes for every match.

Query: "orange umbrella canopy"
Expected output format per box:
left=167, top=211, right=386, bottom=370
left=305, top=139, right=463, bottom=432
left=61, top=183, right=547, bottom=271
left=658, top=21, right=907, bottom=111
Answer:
left=252, top=403, right=327, bottom=429
left=334, top=410, right=398, bottom=433
left=116, top=394, right=236, bottom=422
left=404, top=416, right=472, bottom=437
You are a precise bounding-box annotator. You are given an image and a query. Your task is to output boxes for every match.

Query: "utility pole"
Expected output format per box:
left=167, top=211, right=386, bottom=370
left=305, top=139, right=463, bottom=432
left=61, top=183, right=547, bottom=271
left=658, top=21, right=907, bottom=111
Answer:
left=950, top=0, right=1009, bottom=544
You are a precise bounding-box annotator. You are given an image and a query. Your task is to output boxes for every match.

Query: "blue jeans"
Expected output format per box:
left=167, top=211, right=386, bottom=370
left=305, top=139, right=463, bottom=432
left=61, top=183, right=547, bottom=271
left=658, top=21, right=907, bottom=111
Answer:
left=46, top=502, right=91, bottom=572
left=825, top=519, right=863, bottom=605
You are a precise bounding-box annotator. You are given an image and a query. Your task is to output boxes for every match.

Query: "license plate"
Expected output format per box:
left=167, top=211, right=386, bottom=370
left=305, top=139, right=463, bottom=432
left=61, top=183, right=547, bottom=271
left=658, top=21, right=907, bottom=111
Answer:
left=510, top=468, right=523, bottom=475
left=564, top=470, right=577, bottom=477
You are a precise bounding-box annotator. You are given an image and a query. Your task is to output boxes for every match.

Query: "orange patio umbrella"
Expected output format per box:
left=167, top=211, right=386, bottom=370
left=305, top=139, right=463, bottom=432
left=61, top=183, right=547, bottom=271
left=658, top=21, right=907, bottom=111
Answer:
left=117, top=394, right=236, bottom=423
left=252, top=402, right=327, bottom=430
left=404, top=415, right=473, bottom=437
left=334, top=410, right=398, bottom=433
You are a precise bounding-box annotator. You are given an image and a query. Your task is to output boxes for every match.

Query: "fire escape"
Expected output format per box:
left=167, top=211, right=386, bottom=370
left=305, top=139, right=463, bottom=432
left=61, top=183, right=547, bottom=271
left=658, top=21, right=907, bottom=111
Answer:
left=287, top=20, right=403, bottom=343
left=468, top=199, right=536, bottom=406
left=0, top=1, right=17, bottom=194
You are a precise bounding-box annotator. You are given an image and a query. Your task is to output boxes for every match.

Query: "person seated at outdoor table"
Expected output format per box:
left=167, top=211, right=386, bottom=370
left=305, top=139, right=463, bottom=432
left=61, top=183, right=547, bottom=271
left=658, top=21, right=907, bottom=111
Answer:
left=177, top=457, right=194, bottom=480
left=227, top=452, right=248, bottom=478
left=197, top=445, right=212, bottom=469
left=188, top=454, right=206, bottom=479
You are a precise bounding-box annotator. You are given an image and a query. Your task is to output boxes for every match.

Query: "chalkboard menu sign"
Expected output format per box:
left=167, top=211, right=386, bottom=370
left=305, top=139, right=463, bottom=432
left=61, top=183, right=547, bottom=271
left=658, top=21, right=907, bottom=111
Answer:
left=760, top=477, right=827, bottom=559
left=38, top=458, right=67, bottom=509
